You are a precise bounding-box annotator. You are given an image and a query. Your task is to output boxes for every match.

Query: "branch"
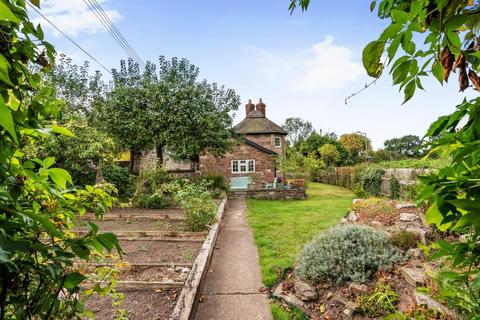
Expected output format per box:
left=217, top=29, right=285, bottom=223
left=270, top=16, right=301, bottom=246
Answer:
left=344, top=78, right=379, bottom=105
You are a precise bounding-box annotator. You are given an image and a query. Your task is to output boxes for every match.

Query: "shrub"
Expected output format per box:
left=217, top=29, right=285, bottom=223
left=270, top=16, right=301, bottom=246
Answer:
left=390, top=230, right=420, bottom=250
left=401, top=182, right=421, bottom=200
left=390, top=176, right=400, bottom=200
left=103, top=163, right=136, bottom=201
left=352, top=164, right=385, bottom=197
left=131, top=165, right=174, bottom=208
left=198, top=174, right=228, bottom=198
left=296, top=225, right=404, bottom=285
left=133, top=191, right=171, bottom=209
left=167, top=180, right=217, bottom=231
left=358, top=281, right=398, bottom=317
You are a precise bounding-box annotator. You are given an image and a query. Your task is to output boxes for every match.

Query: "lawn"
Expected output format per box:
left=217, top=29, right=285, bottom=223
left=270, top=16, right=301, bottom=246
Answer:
left=247, top=182, right=354, bottom=288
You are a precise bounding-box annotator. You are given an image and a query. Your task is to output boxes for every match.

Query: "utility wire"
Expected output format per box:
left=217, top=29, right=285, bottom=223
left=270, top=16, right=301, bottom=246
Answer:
left=27, top=2, right=112, bottom=75
left=83, top=0, right=145, bottom=68
left=89, top=0, right=145, bottom=67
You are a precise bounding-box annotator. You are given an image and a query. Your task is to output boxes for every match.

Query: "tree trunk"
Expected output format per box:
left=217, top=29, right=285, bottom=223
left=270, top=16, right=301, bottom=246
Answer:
left=129, top=147, right=135, bottom=173
left=156, top=144, right=164, bottom=167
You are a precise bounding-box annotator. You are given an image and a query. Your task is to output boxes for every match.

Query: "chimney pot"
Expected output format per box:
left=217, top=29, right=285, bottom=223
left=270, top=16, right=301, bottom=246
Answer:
left=245, top=99, right=255, bottom=116
left=256, top=98, right=266, bottom=116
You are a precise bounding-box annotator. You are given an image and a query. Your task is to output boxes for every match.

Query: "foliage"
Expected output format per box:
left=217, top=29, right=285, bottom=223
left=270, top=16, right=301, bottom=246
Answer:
left=352, top=164, right=385, bottom=197
left=95, top=57, right=240, bottom=171
left=198, top=173, right=227, bottom=198
left=390, top=176, right=401, bottom=199
left=303, top=153, right=325, bottom=182
left=299, top=131, right=349, bottom=164
left=379, top=158, right=449, bottom=169
left=248, top=183, right=353, bottom=287
left=281, top=117, right=313, bottom=149
left=390, top=230, right=420, bottom=250
left=0, top=1, right=121, bottom=317
left=339, top=133, right=372, bottom=162
left=318, top=143, right=340, bottom=167
left=401, top=182, right=421, bottom=201
left=270, top=301, right=307, bottom=320
left=358, top=281, right=398, bottom=317
left=28, top=115, right=116, bottom=186
left=167, top=180, right=217, bottom=231
left=131, top=165, right=173, bottom=208
left=102, top=163, right=136, bottom=201
left=296, top=225, right=404, bottom=285
left=384, top=135, right=424, bottom=158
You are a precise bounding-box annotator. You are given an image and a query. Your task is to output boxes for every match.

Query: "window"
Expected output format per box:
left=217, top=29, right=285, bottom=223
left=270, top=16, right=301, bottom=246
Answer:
left=232, top=160, right=255, bottom=173
left=274, top=136, right=281, bottom=147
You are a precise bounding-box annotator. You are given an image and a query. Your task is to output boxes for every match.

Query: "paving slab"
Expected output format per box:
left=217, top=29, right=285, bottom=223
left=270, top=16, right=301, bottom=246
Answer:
left=196, top=199, right=272, bottom=320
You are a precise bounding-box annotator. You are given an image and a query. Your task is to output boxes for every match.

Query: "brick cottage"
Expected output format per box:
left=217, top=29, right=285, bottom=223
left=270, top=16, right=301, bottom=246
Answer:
left=131, top=98, right=287, bottom=189
left=200, top=99, right=287, bottom=189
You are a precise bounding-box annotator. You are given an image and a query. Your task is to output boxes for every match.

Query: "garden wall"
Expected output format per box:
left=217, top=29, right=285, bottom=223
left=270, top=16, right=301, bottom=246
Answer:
left=246, top=188, right=306, bottom=200
left=317, top=167, right=429, bottom=197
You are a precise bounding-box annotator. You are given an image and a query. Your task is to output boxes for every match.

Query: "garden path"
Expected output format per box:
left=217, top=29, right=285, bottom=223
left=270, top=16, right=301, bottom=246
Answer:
left=195, top=199, right=272, bottom=320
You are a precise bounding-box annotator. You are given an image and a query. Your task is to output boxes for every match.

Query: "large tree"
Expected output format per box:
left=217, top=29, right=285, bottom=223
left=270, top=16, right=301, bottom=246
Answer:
left=383, top=134, right=423, bottom=158
left=339, top=133, right=372, bottom=162
left=299, top=131, right=349, bottom=164
left=282, top=117, right=313, bottom=149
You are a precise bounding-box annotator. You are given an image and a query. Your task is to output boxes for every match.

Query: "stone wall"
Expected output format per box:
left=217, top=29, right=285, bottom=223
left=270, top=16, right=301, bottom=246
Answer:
left=200, top=140, right=276, bottom=189
left=246, top=188, right=306, bottom=200
left=245, top=133, right=285, bottom=157
left=131, top=148, right=196, bottom=174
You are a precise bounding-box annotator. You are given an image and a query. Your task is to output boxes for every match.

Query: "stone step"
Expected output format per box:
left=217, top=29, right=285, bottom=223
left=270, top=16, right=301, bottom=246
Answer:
left=400, top=267, right=426, bottom=287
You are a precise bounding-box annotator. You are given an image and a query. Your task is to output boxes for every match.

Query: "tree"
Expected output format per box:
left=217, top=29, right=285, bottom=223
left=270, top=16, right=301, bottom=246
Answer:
left=319, top=143, right=340, bottom=167
left=384, top=135, right=423, bottom=158
left=299, top=131, right=349, bottom=164
left=339, top=133, right=372, bottom=162
left=0, top=1, right=120, bottom=318
left=290, top=0, right=480, bottom=316
left=282, top=117, right=313, bottom=148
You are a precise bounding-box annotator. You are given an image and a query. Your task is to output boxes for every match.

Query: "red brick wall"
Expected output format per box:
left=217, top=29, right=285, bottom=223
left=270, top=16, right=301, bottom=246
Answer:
left=200, top=141, right=276, bottom=189
left=245, top=133, right=285, bottom=157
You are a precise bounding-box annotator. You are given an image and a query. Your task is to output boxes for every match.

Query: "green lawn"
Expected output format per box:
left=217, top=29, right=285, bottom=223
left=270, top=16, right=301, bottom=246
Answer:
left=247, top=182, right=354, bottom=288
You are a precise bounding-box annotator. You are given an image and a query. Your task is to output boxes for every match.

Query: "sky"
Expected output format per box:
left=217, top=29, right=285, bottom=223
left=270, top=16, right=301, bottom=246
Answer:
left=29, top=0, right=472, bottom=149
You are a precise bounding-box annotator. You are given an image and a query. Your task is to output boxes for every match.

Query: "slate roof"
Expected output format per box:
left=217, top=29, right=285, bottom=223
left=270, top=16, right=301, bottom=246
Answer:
left=243, top=138, right=278, bottom=155
left=234, top=110, right=287, bottom=135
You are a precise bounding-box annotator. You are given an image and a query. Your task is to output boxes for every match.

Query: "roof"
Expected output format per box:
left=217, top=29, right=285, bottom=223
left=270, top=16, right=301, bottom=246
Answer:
left=243, top=138, right=278, bottom=155
left=234, top=111, right=287, bottom=135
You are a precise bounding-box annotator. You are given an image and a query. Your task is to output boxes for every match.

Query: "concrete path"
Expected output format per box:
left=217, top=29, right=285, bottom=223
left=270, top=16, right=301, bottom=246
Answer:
left=195, top=199, right=273, bottom=320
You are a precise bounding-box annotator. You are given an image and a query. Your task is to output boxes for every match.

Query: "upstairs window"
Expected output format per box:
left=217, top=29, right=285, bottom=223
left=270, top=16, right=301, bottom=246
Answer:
left=274, top=136, right=281, bottom=147
left=232, top=160, right=255, bottom=173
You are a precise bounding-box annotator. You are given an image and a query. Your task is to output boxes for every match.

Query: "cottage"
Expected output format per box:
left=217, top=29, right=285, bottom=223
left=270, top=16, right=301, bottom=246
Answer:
left=200, top=98, right=287, bottom=189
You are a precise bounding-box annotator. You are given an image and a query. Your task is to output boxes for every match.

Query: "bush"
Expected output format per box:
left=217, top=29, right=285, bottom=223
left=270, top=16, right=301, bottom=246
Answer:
left=131, top=165, right=174, bottom=208
left=103, top=163, right=136, bottom=201
left=296, top=225, right=404, bottom=285
left=390, top=230, right=420, bottom=250
left=390, top=176, right=400, bottom=199
left=198, top=174, right=227, bottom=198
left=167, top=180, right=217, bottom=231
left=352, top=164, right=385, bottom=197
left=401, top=182, right=421, bottom=200
left=133, top=191, right=171, bottom=209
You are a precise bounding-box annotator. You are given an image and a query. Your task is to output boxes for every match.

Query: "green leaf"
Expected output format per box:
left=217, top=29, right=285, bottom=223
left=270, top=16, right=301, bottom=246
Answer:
left=47, top=168, right=73, bottom=189
left=96, top=232, right=122, bottom=254
left=445, top=15, right=467, bottom=31
left=0, top=96, right=17, bottom=142
left=362, top=41, right=385, bottom=78
left=409, top=1, right=422, bottom=18
left=64, top=272, right=86, bottom=292
left=448, top=199, right=480, bottom=212
left=387, top=33, right=402, bottom=62
left=391, top=10, right=409, bottom=24
left=379, top=23, right=403, bottom=41
left=44, top=157, right=55, bottom=169
left=21, top=210, right=62, bottom=237
left=50, top=125, right=75, bottom=137
left=0, top=54, right=14, bottom=87
left=0, top=2, right=19, bottom=23
left=29, top=0, right=41, bottom=8
left=426, top=203, right=451, bottom=231
left=432, top=61, right=444, bottom=84
left=370, top=1, right=376, bottom=12
left=402, top=79, right=416, bottom=104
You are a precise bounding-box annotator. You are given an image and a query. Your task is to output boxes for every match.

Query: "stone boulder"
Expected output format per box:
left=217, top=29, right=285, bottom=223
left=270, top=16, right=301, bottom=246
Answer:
left=294, top=278, right=318, bottom=301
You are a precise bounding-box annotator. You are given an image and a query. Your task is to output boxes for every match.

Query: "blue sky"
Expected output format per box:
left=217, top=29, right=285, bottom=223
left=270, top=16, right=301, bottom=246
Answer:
left=31, top=0, right=470, bottom=148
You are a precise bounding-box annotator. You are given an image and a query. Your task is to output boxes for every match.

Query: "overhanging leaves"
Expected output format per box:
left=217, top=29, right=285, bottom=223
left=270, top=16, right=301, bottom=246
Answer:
left=362, top=41, right=385, bottom=78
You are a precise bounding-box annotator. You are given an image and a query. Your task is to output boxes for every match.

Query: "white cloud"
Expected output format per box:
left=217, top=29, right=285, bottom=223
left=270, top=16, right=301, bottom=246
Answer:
left=32, top=0, right=122, bottom=37
left=249, top=36, right=364, bottom=92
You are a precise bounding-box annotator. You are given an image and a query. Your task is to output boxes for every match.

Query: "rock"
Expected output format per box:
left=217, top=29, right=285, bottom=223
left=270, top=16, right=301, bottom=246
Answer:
left=175, top=266, right=183, bottom=272
left=294, top=279, right=318, bottom=301
left=400, top=213, right=417, bottom=222
left=406, top=227, right=427, bottom=244
left=400, top=267, right=426, bottom=287
left=163, top=278, right=174, bottom=284
left=335, top=294, right=358, bottom=311
left=371, top=220, right=383, bottom=228
left=348, top=283, right=368, bottom=296
left=415, top=293, right=456, bottom=318
left=343, top=308, right=354, bottom=318
left=346, top=211, right=358, bottom=222
left=341, top=218, right=348, bottom=224
left=407, top=248, right=424, bottom=259
left=180, top=267, right=190, bottom=273
left=353, top=198, right=363, bottom=204
left=273, top=282, right=312, bottom=317
left=396, top=203, right=416, bottom=210
left=325, top=292, right=333, bottom=300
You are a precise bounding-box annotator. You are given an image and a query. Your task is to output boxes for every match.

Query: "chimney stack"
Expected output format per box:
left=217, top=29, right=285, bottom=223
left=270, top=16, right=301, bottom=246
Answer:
left=256, top=98, right=266, bottom=116
left=245, top=99, right=255, bottom=116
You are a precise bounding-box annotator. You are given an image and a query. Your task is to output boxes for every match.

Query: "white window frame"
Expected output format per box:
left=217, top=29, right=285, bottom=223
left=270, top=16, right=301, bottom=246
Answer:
left=231, top=159, right=255, bottom=174
left=274, top=136, right=282, bottom=148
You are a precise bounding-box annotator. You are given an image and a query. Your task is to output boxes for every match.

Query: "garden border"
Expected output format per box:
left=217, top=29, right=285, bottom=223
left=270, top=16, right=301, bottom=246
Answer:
left=170, top=197, right=227, bottom=320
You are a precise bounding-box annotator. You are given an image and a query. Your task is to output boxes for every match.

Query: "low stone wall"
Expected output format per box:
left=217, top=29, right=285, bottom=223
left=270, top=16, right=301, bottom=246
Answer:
left=246, top=188, right=306, bottom=200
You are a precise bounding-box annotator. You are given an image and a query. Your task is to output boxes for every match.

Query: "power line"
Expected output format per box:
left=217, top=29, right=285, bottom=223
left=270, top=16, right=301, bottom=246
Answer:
left=83, top=0, right=145, bottom=68
left=88, top=0, right=145, bottom=67
left=27, top=2, right=112, bottom=75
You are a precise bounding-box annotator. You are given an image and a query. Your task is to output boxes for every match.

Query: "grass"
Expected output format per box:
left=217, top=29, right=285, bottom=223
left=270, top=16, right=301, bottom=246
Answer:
left=378, top=158, right=449, bottom=169
left=247, top=182, right=354, bottom=288
left=270, top=301, right=307, bottom=320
